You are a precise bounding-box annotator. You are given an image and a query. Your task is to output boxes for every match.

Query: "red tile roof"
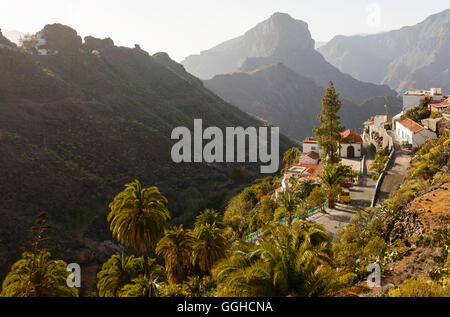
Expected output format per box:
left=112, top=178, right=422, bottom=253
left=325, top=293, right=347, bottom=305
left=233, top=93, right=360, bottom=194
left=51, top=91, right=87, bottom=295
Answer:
left=340, top=129, right=363, bottom=144
left=304, top=151, right=320, bottom=160
left=431, top=97, right=450, bottom=108
left=303, top=137, right=318, bottom=144
left=398, top=118, right=424, bottom=134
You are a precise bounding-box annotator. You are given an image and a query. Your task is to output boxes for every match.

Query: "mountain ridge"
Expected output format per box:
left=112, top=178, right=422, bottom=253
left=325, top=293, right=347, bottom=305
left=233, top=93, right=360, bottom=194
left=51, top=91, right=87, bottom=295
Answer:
left=205, top=62, right=402, bottom=140
left=182, top=12, right=397, bottom=105
left=318, top=9, right=450, bottom=92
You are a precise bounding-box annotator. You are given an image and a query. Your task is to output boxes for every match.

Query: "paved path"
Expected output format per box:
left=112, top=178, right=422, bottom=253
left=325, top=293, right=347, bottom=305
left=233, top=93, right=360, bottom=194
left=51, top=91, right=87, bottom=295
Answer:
left=351, top=143, right=376, bottom=208
left=308, top=204, right=358, bottom=238
left=375, top=131, right=412, bottom=204
left=308, top=143, right=376, bottom=237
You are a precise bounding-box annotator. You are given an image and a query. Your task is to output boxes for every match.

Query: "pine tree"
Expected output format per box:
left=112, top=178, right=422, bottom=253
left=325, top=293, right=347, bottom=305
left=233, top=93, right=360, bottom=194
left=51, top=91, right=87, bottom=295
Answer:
left=313, top=81, right=345, bottom=164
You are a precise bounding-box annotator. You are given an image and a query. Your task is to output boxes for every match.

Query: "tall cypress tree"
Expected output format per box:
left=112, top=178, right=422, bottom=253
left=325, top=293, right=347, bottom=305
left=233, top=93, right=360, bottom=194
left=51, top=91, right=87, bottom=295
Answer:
left=313, top=81, right=345, bottom=164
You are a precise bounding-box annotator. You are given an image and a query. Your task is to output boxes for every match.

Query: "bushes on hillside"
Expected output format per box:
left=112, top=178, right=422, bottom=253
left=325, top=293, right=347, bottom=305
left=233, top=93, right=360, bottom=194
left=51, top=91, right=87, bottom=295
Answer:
left=370, top=147, right=391, bottom=181
left=401, top=102, right=431, bottom=123
left=388, top=278, right=449, bottom=297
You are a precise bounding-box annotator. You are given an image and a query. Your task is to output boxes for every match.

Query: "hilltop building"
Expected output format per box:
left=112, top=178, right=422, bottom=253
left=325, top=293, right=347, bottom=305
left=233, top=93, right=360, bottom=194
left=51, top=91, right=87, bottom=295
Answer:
left=35, top=32, right=59, bottom=56
left=402, top=88, right=447, bottom=112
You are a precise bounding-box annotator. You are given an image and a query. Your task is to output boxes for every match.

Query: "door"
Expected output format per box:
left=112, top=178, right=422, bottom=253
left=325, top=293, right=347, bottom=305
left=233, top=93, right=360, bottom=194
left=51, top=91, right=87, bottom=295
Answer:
left=347, top=145, right=355, bottom=158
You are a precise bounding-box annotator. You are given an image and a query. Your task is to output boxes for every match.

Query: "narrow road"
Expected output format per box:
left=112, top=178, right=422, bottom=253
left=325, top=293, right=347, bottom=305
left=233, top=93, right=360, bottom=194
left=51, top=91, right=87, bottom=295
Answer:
left=308, top=143, right=376, bottom=237
left=350, top=143, right=376, bottom=208
left=375, top=131, right=412, bottom=204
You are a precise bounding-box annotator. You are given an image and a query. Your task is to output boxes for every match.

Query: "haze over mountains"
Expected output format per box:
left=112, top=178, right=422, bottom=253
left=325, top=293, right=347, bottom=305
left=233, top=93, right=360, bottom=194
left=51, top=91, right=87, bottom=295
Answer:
left=0, top=25, right=295, bottom=277
left=319, top=9, right=450, bottom=93
left=183, top=12, right=402, bottom=139
left=182, top=12, right=396, bottom=105
left=205, top=63, right=401, bottom=139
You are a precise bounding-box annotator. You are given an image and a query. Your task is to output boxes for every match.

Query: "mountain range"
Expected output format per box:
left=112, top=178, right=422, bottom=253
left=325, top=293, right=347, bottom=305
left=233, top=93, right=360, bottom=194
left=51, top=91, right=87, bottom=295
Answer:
left=182, top=12, right=396, bottom=105
left=318, top=9, right=450, bottom=92
left=183, top=12, right=402, bottom=139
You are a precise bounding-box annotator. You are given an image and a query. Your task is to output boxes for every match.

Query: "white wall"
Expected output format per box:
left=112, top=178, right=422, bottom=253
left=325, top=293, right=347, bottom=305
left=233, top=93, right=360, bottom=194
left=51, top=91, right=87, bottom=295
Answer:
left=340, top=143, right=362, bottom=158
left=303, top=142, right=321, bottom=155
left=403, top=95, right=422, bottom=112
left=396, top=122, right=413, bottom=145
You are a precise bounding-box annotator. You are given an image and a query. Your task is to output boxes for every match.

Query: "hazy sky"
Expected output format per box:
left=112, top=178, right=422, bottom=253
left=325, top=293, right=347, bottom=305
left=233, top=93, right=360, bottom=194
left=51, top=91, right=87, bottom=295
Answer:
left=1, top=0, right=448, bottom=61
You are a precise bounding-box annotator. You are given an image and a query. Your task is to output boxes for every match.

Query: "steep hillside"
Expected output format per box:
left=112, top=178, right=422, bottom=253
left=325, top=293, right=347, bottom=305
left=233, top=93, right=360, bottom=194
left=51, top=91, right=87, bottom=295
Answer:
left=319, top=9, right=450, bottom=92
left=205, top=63, right=402, bottom=139
left=182, top=12, right=396, bottom=104
left=0, top=24, right=296, bottom=278
left=334, top=134, right=450, bottom=297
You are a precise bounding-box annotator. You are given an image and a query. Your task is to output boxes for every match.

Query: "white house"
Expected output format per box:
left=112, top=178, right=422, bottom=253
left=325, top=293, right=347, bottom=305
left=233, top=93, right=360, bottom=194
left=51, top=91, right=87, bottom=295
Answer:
left=396, top=118, right=436, bottom=148
left=302, top=137, right=322, bottom=155
left=373, top=115, right=392, bottom=132
left=340, top=130, right=363, bottom=158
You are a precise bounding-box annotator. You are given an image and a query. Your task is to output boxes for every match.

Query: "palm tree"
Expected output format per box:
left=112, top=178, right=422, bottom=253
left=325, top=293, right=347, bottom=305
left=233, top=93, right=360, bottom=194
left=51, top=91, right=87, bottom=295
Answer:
left=279, top=190, right=299, bottom=226
left=120, top=274, right=162, bottom=297
left=1, top=251, right=78, bottom=297
left=283, top=147, right=302, bottom=169
left=213, top=221, right=341, bottom=297
left=108, top=180, right=170, bottom=279
left=318, top=163, right=348, bottom=209
left=195, top=209, right=224, bottom=229
left=97, top=253, right=144, bottom=297
left=192, top=224, right=228, bottom=274
left=97, top=253, right=165, bottom=297
left=156, top=225, right=195, bottom=283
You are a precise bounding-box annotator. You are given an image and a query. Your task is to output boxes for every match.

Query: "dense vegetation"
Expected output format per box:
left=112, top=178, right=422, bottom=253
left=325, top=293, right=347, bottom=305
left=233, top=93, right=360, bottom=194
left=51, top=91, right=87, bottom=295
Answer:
left=0, top=24, right=296, bottom=279
left=370, top=147, right=391, bottom=181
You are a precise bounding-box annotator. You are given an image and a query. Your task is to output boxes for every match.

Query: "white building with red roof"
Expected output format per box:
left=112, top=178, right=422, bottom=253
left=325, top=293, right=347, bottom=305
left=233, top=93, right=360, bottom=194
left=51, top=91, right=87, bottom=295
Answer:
left=340, top=129, right=363, bottom=158
left=302, top=137, right=322, bottom=155
left=395, top=117, right=436, bottom=148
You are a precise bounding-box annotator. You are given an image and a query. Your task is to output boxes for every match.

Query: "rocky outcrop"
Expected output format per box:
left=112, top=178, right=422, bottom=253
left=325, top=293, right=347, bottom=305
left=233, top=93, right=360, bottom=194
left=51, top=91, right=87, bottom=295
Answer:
left=84, top=36, right=115, bottom=51
left=383, top=209, right=425, bottom=244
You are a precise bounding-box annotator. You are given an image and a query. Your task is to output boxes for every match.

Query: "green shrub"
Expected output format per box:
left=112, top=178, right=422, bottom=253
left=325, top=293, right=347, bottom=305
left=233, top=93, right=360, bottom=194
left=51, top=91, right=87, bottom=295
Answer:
left=388, top=278, right=450, bottom=297
left=273, top=207, right=287, bottom=221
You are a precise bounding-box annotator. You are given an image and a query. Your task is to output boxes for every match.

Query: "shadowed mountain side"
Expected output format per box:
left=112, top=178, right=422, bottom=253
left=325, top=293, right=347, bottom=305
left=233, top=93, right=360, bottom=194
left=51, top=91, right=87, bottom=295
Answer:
left=0, top=23, right=297, bottom=278
left=205, top=63, right=402, bottom=139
